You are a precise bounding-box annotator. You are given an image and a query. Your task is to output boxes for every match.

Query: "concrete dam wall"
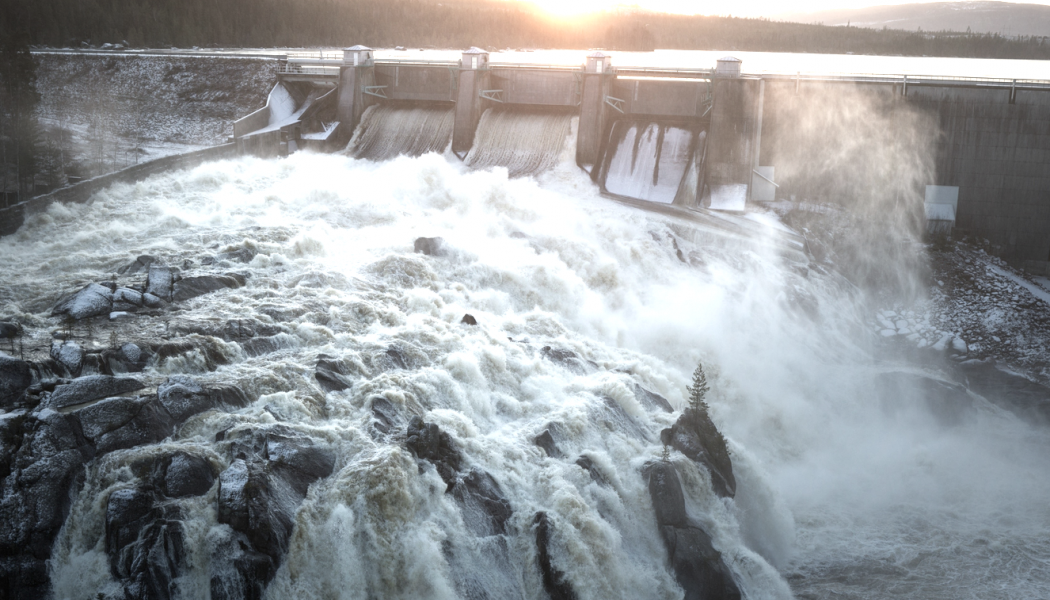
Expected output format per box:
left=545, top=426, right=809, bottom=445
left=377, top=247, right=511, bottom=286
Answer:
left=229, top=48, right=1050, bottom=268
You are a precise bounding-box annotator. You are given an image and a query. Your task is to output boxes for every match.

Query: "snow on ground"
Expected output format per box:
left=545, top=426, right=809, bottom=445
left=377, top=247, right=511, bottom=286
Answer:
left=34, top=53, right=275, bottom=178
left=873, top=239, right=1050, bottom=383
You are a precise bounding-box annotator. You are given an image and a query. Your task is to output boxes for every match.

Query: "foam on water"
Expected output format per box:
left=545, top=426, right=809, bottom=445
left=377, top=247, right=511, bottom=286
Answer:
left=0, top=144, right=1047, bottom=600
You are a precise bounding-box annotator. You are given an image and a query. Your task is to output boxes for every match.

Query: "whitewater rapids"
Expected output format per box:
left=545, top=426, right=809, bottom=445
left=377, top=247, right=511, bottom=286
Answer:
left=1, top=143, right=1049, bottom=600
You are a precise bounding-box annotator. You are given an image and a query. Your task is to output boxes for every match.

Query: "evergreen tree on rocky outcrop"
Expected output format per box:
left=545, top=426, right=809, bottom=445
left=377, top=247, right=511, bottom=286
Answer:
left=687, top=362, right=710, bottom=415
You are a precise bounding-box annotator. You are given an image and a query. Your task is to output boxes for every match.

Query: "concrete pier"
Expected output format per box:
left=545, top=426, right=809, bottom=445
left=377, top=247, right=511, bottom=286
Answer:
left=336, top=46, right=377, bottom=140
left=452, top=48, right=491, bottom=157
left=576, top=52, right=612, bottom=171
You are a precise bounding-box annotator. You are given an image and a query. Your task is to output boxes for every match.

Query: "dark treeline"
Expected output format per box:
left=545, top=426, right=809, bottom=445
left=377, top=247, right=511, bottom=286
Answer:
left=4, top=0, right=1050, bottom=59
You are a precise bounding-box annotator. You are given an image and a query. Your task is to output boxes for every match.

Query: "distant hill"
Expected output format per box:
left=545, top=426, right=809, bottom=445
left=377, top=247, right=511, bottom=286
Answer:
left=775, top=1, right=1050, bottom=37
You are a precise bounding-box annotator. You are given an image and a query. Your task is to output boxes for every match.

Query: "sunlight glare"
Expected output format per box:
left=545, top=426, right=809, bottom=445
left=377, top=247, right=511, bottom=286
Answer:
left=528, top=0, right=618, bottom=17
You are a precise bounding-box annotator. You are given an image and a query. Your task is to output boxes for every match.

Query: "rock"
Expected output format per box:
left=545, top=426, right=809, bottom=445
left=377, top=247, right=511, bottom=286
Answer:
left=75, top=396, right=175, bottom=454
left=0, top=321, right=21, bottom=340
left=315, top=357, right=354, bottom=393
left=540, top=346, right=593, bottom=375
left=120, top=343, right=150, bottom=371
left=533, top=429, right=561, bottom=458
left=51, top=283, right=114, bottom=320
left=113, top=287, right=144, bottom=307
left=109, top=311, right=133, bottom=321
left=414, top=236, right=447, bottom=257
left=381, top=346, right=408, bottom=370
left=240, top=335, right=286, bottom=357
left=172, top=274, right=246, bottom=302
left=146, top=265, right=174, bottom=301
left=633, top=384, right=674, bottom=413
left=216, top=428, right=334, bottom=591
left=160, top=452, right=216, bottom=498
left=661, top=525, right=741, bottom=600
left=405, top=416, right=462, bottom=487
left=204, top=247, right=257, bottom=265
left=461, top=314, right=477, bottom=325
left=533, top=512, right=577, bottom=600
left=0, top=411, right=93, bottom=566
left=141, top=293, right=165, bottom=309
left=117, top=255, right=159, bottom=275
left=574, top=455, right=608, bottom=486
left=105, top=486, right=186, bottom=600
left=450, top=469, right=513, bottom=537
left=47, top=375, right=146, bottom=410
left=370, top=397, right=401, bottom=436
left=221, top=319, right=284, bottom=341
left=660, top=409, right=735, bottom=498
left=0, top=355, right=32, bottom=408
left=157, top=376, right=251, bottom=422
left=646, top=461, right=740, bottom=600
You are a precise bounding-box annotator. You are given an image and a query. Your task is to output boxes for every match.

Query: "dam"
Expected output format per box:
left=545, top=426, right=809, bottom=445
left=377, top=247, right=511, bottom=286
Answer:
left=232, top=46, right=1050, bottom=271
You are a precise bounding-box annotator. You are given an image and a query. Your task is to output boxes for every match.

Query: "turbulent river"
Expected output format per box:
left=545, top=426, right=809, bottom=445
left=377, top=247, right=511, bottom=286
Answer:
left=2, top=131, right=1049, bottom=600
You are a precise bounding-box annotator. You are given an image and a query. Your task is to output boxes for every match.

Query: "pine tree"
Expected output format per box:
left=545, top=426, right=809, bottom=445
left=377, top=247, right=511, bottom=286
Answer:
left=687, top=362, right=710, bottom=415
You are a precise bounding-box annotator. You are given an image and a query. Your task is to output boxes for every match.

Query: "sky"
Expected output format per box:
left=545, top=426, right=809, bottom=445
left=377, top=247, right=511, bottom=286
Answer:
left=526, top=0, right=1050, bottom=19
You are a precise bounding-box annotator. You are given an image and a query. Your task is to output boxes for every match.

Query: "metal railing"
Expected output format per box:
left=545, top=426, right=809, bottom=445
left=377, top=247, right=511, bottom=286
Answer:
left=272, top=55, right=1050, bottom=94
left=765, top=71, right=1050, bottom=90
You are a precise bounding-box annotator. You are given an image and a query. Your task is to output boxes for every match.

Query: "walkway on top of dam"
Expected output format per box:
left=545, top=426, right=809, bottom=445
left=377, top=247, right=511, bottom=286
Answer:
left=274, top=49, right=1050, bottom=94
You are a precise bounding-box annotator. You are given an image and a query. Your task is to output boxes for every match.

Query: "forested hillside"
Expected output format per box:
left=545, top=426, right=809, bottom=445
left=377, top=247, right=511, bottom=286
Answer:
left=3, top=0, right=1050, bottom=59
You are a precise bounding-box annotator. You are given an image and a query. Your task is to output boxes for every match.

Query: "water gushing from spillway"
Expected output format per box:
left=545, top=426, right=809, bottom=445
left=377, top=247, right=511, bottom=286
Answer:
left=347, top=104, right=455, bottom=160
left=0, top=138, right=1048, bottom=600
left=464, top=108, right=573, bottom=177
left=601, top=121, right=702, bottom=205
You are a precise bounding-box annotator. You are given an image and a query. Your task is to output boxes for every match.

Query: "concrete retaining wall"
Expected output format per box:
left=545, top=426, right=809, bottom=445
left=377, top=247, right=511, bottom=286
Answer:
left=910, top=87, right=1050, bottom=262
left=0, top=144, right=239, bottom=237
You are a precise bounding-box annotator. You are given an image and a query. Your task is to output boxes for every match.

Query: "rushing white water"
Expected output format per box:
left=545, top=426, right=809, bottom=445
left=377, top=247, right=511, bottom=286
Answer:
left=348, top=104, right=455, bottom=160
left=602, top=121, right=698, bottom=205
left=1, top=136, right=1048, bottom=600
left=465, top=108, right=573, bottom=177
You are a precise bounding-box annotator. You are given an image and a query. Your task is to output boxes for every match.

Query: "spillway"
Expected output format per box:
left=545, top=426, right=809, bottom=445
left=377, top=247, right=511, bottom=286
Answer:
left=347, top=104, right=454, bottom=160
left=599, top=121, right=705, bottom=205
left=464, top=108, right=573, bottom=178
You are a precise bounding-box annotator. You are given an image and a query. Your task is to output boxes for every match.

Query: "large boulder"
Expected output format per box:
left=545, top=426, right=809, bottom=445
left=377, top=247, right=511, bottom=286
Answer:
left=145, top=265, right=175, bottom=301
left=105, top=486, right=186, bottom=600
left=0, top=355, right=32, bottom=408
left=533, top=512, right=577, bottom=600
left=405, top=416, right=462, bottom=487
left=314, top=356, right=354, bottom=393
left=74, top=395, right=175, bottom=455
left=0, top=410, right=94, bottom=581
left=49, top=341, right=84, bottom=376
left=172, top=274, right=245, bottom=302
left=118, top=255, right=160, bottom=275
left=661, top=409, right=735, bottom=498
left=450, top=469, right=512, bottom=537
left=647, top=461, right=740, bottom=600
left=157, top=376, right=251, bottom=422
left=413, top=236, right=447, bottom=257
left=215, top=427, right=335, bottom=596
left=0, top=321, right=21, bottom=340
left=158, top=452, right=217, bottom=498
left=46, top=375, right=146, bottom=410
left=51, top=283, right=114, bottom=320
